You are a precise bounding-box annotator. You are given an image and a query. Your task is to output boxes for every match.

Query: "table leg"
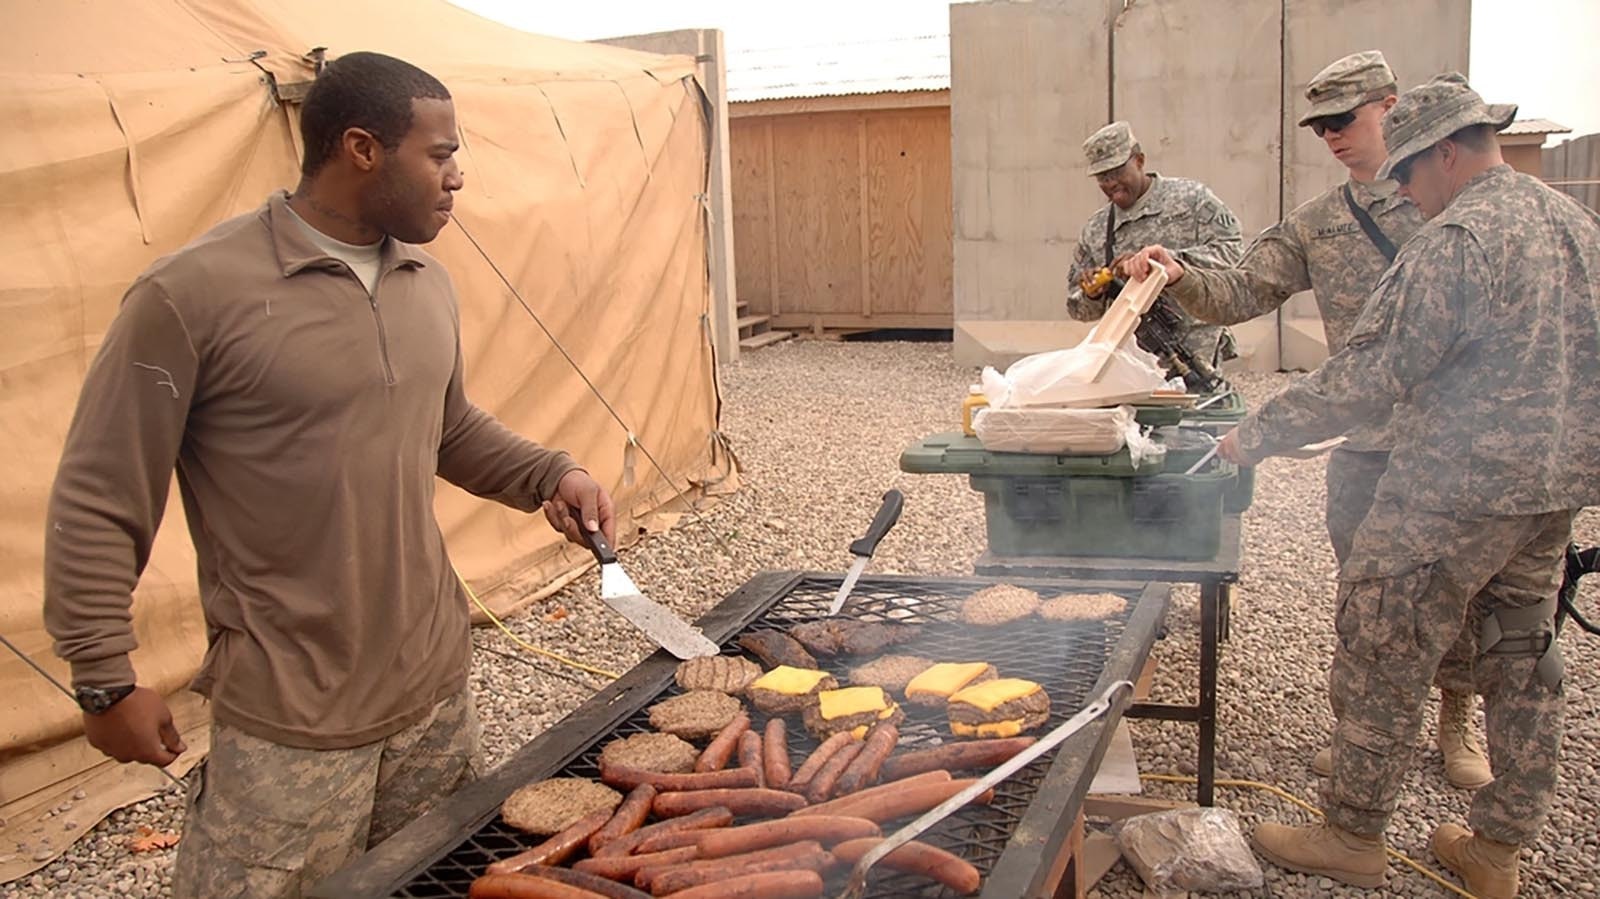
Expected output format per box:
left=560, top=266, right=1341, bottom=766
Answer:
left=1198, top=581, right=1219, bottom=806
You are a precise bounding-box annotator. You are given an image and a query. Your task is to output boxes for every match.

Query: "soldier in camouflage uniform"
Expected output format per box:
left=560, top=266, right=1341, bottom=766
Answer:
left=1124, top=52, right=1490, bottom=790
left=1215, top=74, right=1600, bottom=897
left=1065, top=121, right=1243, bottom=367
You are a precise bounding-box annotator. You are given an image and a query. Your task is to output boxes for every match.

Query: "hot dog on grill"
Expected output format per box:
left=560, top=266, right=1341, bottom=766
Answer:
left=803, top=740, right=864, bottom=803
left=784, top=732, right=853, bottom=794
left=632, top=828, right=707, bottom=856
left=831, top=837, right=982, bottom=895
left=468, top=872, right=617, bottom=899
left=652, top=788, right=807, bottom=819
left=694, top=713, right=750, bottom=774
left=487, top=808, right=615, bottom=874
left=641, top=841, right=833, bottom=896
left=600, top=763, right=759, bottom=793
left=762, top=719, right=791, bottom=789
left=735, top=731, right=764, bottom=787
left=589, top=784, right=658, bottom=854
left=793, top=777, right=991, bottom=824
left=658, top=869, right=824, bottom=899
left=593, top=806, right=734, bottom=858
left=877, top=737, right=1037, bottom=781
left=471, top=866, right=654, bottom=899
left=572, top=846, right=699, bottom=883
left=788, top=770, right=950, bottom=818
left=834, top=721, right=898, bottom=795
left=692, top=816, right=881, bottom=858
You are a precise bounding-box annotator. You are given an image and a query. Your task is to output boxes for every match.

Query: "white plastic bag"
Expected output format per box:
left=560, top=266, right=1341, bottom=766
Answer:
left=980, top=341, right=1168, bottom=410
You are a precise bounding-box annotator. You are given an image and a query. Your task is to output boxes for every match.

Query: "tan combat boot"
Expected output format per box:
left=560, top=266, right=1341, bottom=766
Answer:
left=1432, top=823, right=1519, bottom=899
left=1312, top=746, right=1333, bottom=777
left=1253, top=821, right=1387, bottom=888
left=1437, top=690, right=1493, bottom=789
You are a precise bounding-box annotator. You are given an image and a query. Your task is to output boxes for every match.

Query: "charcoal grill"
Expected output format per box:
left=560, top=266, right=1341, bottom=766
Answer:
left=310, top=571, right=1170, bottom=899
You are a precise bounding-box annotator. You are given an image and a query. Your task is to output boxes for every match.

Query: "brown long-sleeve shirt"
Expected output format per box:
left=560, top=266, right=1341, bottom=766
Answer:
left=44, top=191, right=579, bottom=749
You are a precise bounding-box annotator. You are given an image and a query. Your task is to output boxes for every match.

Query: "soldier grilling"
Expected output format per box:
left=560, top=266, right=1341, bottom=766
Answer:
left=1065, top=121, right=1242, bottom=393
left=1123, top=51, right=1490, bottom=791
left=1211, top=74, right=1600, bottom=898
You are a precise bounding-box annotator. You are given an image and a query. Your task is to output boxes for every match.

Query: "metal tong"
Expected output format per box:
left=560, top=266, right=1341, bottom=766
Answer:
left=837, top=679, right=1135, bottom=899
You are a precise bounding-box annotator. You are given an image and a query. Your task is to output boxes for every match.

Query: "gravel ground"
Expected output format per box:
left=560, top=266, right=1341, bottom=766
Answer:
left=16, top=339, right=1599, bottom=898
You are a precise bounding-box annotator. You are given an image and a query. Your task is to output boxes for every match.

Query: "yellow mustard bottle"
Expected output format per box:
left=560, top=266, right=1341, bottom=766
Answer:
left=961, top=386, right=989, bottom=437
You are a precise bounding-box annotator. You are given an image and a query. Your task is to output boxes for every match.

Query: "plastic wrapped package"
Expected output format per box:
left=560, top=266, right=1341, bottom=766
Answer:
left=979, top=341, right=1169, bottom=410
left=973, top=406, right=1165, bottom=467
left=1113, top=808, right=1264, bottom=896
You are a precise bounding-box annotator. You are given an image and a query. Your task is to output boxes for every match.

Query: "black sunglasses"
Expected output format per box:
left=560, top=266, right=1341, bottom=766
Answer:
left=1390, top=152, right=1423, bottom=187
left=1309, top=110, right=1359, bottom=138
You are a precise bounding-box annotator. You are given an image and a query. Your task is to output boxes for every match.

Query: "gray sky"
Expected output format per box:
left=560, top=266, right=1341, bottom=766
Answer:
left=448, top=0, right=1599, bottom=144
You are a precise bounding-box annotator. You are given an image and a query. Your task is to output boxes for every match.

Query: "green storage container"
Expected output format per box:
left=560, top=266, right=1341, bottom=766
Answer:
left=1131, top=404, right=1186, bottom=427
left=900, top=432, right=1235, bottom=561
left=1154, top=426, right=1255, bottom=514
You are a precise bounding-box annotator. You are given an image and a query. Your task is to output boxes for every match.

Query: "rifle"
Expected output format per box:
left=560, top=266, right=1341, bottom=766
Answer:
left=1090, top=270, right=1227, bottom=394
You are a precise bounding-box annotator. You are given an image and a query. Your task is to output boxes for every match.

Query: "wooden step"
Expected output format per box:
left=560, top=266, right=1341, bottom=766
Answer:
left=736, top=299, right=750, bottom=315
left=736, top=313, right=770, bottom=337
left=739, top=329, right=794, bottom=350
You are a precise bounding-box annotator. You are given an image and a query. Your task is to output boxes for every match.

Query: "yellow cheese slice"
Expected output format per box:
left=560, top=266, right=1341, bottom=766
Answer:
left=949, top=678, right=1042, bottom=712
left=751, top=665, right=832, bottom=694
left=817, top=686, right=888, bottom=720
left=904, top=663, right=992, bottom=700
left=951, top=719, right=1025, bottom=739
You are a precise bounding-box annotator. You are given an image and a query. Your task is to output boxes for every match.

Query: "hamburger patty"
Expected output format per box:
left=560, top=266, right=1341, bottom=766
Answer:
left=648, top=690, right=744, bottom=740
left=847, top=654, right=935, bottom=692
left=948, top=689, right=1051, bottom=729
left=737, top=630, right=818, bottom=669
left=598, top=732, right=700, bottom=774
left=674, top=655, right=763, bottom=694
left=959, top=584, right=1042, bottom=626
left=1038, top=592, right=1128, bottom=621
left=790, top=619, right=922, bottom=656
left=501, top=778, right=622, bottom=835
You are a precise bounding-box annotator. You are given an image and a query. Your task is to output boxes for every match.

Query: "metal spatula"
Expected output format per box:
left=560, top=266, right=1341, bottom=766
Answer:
left=579, top=528, right=720, bottom=660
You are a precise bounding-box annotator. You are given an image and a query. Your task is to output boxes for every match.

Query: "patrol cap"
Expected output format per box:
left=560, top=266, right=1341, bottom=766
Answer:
left=1084, top=121, right=1137, bottom=176
left=1298, top=50, right=1397, bottom=126
left=1377, top=73, right=1517, bottom=180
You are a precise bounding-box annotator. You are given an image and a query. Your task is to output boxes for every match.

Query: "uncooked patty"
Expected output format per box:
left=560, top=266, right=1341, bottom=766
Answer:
left=675, top=655, right=763, bottom=694
left=599, top=732, right=700, bottom=774
left=648, top=690, right=744, bottom=740
left=501, top=778, right=622, bottom=835
left=1038, top=592, right=1129, bottom=622
left=847, top=654, right=935, bottom=692
left=959, top=584, right=1042, bottom=625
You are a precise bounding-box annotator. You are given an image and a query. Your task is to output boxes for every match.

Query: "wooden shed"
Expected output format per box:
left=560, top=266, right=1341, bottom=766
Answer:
left=1498, top=118, right=1571, bottom=178
left=726, top=36, right=953, bottom=342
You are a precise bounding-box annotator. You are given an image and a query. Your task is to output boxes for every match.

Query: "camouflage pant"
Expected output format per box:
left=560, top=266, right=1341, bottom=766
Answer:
left=1324, top=449, right=1474, bottom=697
left=1324, top=498, right=1571, bottom=845
left=172, top=686, right=482, bottom=899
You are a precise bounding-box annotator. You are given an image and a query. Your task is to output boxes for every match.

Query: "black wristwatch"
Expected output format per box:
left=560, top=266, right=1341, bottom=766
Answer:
left=75, top=684, right=136, bottom=715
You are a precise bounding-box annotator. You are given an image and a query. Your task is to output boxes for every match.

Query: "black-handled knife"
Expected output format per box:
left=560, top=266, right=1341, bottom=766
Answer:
left=830, top=489, right=905, bottom=615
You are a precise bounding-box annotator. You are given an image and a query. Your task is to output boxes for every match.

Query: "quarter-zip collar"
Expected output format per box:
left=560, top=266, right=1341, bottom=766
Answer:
left=265, top=190, right=429, bottom=281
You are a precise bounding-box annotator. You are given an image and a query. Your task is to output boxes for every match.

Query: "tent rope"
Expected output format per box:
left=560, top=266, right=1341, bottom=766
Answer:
left=447, top=213, right=736, bottom=561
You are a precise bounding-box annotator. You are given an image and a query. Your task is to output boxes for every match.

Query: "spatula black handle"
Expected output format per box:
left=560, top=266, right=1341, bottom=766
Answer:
left=580, top=525, right=618, bottom=565
left=849, top=489, right=904, bottom=557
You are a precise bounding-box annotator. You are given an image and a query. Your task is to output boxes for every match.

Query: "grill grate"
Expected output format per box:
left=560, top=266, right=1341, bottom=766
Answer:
left=394, top=576, right=1135, bottom=898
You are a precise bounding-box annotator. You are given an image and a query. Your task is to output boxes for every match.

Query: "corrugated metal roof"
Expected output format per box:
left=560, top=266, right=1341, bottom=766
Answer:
left=727, top=33, right=949, bottom=102
left=1503, top=118, right=1571, bottom=136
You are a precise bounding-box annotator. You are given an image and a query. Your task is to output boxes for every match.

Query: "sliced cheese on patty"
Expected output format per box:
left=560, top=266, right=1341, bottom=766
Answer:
left=817, top=686, right=892, bottom=720
left=905, top=662, right=992, bottom=700
left=949, top=678, right=1043, bottom=712
left=751, top=665, right=833, bottom=694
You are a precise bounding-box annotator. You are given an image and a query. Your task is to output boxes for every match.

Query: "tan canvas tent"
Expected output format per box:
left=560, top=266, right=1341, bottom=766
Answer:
left=0, top=0, right=730, bottom=880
